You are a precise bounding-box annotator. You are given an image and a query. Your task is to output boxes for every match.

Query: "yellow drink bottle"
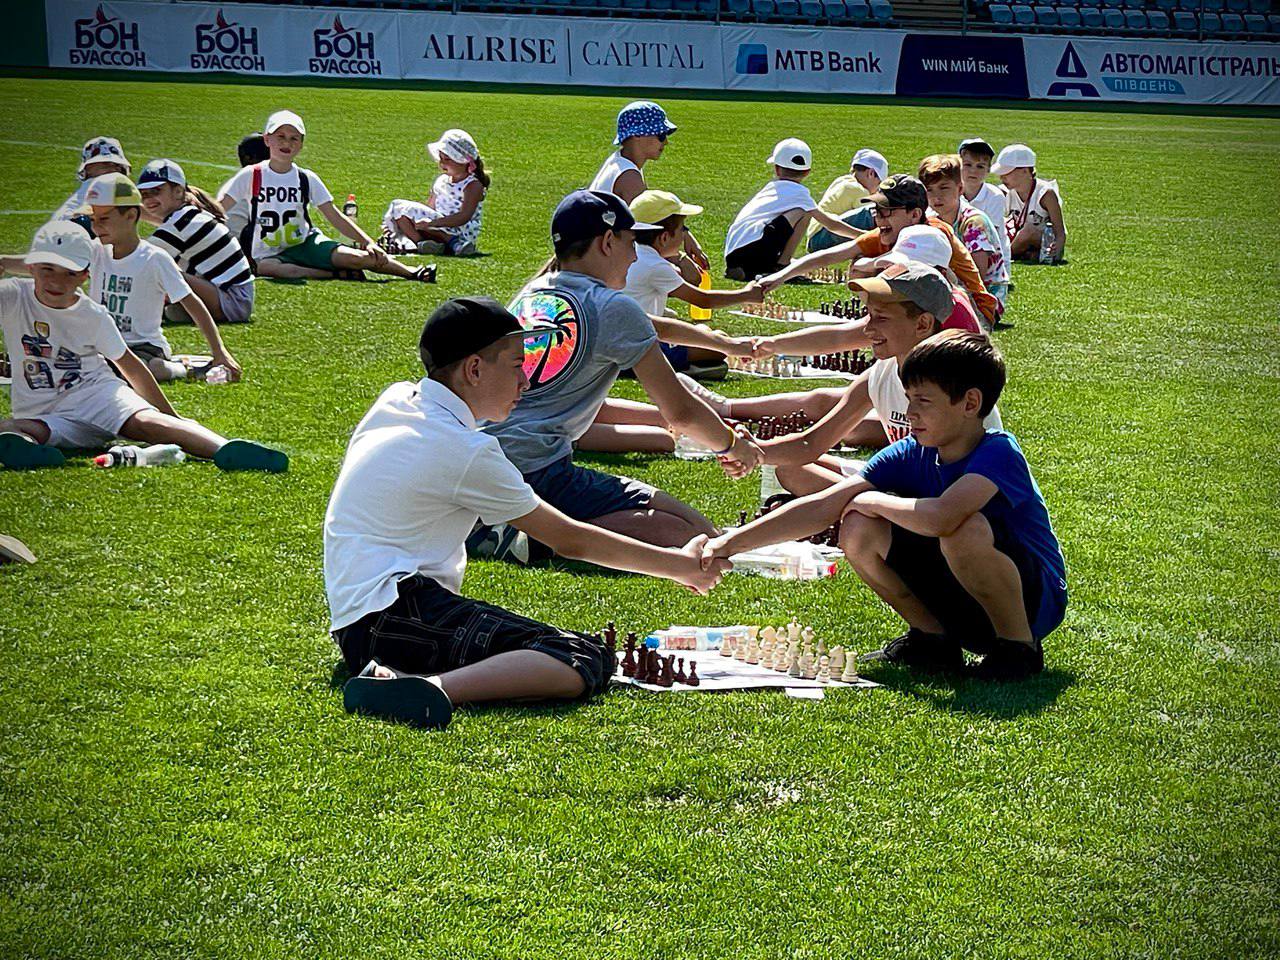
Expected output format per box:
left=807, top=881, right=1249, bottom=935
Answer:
left=689, top=269, right=712, bottom=321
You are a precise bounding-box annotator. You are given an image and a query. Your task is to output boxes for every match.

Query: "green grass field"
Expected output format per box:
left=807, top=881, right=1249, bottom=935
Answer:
left=1, top=76, right=1278, bottom=958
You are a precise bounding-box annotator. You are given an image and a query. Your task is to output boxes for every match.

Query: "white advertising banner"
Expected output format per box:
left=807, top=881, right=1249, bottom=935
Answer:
left=566, top=17, right=724, bottom=90
left=398, top=11, right=568, bottom=84
left=719, top=24, right=900, bottom=95
left=1025, top=36, right=1280, bottom=106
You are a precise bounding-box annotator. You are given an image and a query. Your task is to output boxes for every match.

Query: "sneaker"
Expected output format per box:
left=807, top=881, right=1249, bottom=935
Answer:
left=343, top=659, right=453, bottom=730
left=0, top=432, right=65, bottom=470
left=416, top=239, right=445, bottom=255
left=676, top=372, right=730, bottom=417
left=213, top=439, right=289, bottom=473
left=0, top=534, right=35, bottom=565
left=414, top=264, right=438, bottom=283
left=448, top=240, right=478, bottom=257
left=465, top=522, right=532, bottom=565
left=970, top=638, right=1044, bottom=681
left=859, top=628, right=964, bottom=674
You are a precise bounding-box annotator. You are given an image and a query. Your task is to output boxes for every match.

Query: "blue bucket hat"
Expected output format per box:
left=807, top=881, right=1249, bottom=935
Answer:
left=614, top=101, right=677, bottom=146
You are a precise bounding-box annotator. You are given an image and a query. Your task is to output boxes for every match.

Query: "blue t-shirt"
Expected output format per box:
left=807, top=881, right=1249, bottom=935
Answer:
left=483, top=270, right=658, bottom=473
left=861, top=431, right=1067, bottom=594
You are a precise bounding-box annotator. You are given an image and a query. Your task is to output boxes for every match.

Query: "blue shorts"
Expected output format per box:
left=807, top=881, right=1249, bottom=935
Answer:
left=524, top=456, right=656, bottom=522
left=885, top=523, right=1066, bottom=647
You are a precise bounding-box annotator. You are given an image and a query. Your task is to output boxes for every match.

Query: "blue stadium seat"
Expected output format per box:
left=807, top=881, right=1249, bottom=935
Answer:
left=1035, top=4, right=1059, bottom=23
left=1226, top=0, right=1247, bottom=11
left=1153, top=0, right=1176, bottom=11
left=1080, top=5, right=1103, bottom=25
left=1176, top=0, right=1197, bottom=10
left=1147, top=9, right=1171, bottom=28
left=1220, top=10, right=1244, bottom=27
left=1268, top=12, right=1280, bottom=29
left=1199, top=10, right=1222, bottom=29
left=823, top=0, right=847, bottom=18
left=1242, top=11, right=1267, bottom=29
left=777, top=0, right=801, bottom=15
left=1124, top=8, right=1147, bottom=26
left=1011, top=3, right=1036, bottom=23
left=1249, top=0, right=1268, bottom=13
left=725, top=0, right=752, bottom=17
left=845, top=0, right=871, bottom=18
left=1058, top=5, right=1083, bottom=26
left=800, top=0, right=824, bottom=16
left=670, top=0, right=696, bottom=13
left=752, top=0, right=778, bottom=16
left=1101, top=0, right=1123, bottom=10
left=621, top=0, right=647, bottom=11
left=989, top=3, right=1014, bottom=23
left=1121, top=0, right=1142, bottom=9
left=870, top=0, right=894, bottom=19
left=1172, top=8, right=1197, bottom=28
left=1103, top=6, right=1125, bottom=24
left=1202, top=0, right=1225, bottom=10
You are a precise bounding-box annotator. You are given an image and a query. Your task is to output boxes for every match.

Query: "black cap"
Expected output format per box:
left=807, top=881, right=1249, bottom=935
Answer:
left=862, top=174, right=929, bottom=212
left=419, top=297, right=553, bottom=373
left=550, top=189, right=661, bottom=251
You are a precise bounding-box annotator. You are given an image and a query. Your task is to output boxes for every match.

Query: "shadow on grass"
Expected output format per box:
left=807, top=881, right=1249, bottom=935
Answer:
left=866, top=665, right=1076, bottom=719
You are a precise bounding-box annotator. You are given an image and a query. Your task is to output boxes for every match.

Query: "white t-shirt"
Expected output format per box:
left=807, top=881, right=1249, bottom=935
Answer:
left=623, top=244, right=684, bottom=316
left=53, top=180, right=93, bottom=222
left=89, top=239, right=191, bottom=353
left=725, top=179, right=817, bottom=255
left=0, top=278, right=127, bottom=419
left=588, top=152, right=640, bottom=195
left=221, top=162, right=332, bottom=261
left=866, top=357, right=1003, bottom=445
left=324, top=378, right=540, bottom=632
left=966, top=182, right=1011, bottom=266
left=1005, top=178, right=1061, bottom=239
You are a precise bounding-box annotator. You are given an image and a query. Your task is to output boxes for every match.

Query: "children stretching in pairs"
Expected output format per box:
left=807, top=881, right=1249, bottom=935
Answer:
left=918, top=154, right=1009, bottom=306
left=724, top=138, right=865, bottom=282
left=4, top=173, right=240, bottom=384
left=53, top=136, right=131, bottom=225
left=138, top=159, right=256, bottom=327
left=589, top=101, right=709, bottom=283
left=806, top=148, right=887, bottom=253
left=704, top=331, right=1065, bottom=682
left=327, top=297, right=729, bottom=729
left=993, top=143, right=1066, bottom=263
left=219, top=110, right=434, bottom=283
left=0, top=221, right=285, bottom=472
left=381, top=129, right=487, bottom=257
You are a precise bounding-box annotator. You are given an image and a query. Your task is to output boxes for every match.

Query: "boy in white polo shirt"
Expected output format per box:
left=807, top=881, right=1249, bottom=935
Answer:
left=724, top=138, right=864, bottom=281
left=220, top=110, right=434, bottom=283
left=0, top=221, right=286, bottom=472
left=327, top=297, right=729, bottom=729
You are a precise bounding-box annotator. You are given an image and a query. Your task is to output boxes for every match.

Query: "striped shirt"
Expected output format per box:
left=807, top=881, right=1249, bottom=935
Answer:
left=148, top=205, right=253, bottom=290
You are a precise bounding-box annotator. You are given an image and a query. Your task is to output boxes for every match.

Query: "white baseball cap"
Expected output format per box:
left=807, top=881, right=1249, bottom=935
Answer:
left=25, top=220, right=94, bottom=272
left=78, top=136, right=130, bottom=179
left=874, top=224, right=952, bottom=270
left=991, top=143, right=1036, bottom=175
left=428, top=129, right=479, bottom=165
left=265, top=110, right=306, bottom=136
left=850, top=148, right=888, bottom=181
left=767, top=138, right=812, bottom=171
left=137, top=158, right=186, bottom=191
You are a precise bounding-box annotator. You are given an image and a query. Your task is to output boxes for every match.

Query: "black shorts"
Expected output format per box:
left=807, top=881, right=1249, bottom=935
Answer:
left=885, top=524, right=1054, bottom=653
left=333, top=575, right=612, bottom=697
left=524, top=455, right=655, bottom=521
left=725, top=214, right=795, bottom=280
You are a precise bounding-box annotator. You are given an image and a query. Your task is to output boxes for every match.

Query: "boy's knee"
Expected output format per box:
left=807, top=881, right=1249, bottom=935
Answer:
left=939, top=512, right=993, bottom=561
left=840, top=511, right=889, bottom=563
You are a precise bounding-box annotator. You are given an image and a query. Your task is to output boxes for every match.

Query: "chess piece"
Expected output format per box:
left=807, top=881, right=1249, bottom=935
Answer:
left=801, top=625, right=814, bottom=646
left=738, top=509, right=748, bottom=527
left=686, top=661, right=701, bottom=686
left=817, top=655, right=831, bottom=683
left=675, top=657, right=688, bottom=684
left=799, top=653, right=816, bottom=680
left=816, top=636, right=828, bottom=659
left=657, top=655, right=675, bottom=687
left=829, top=645, right=845, bottom=678
left=788, top=620, right=802, bottom=644
left=745, top=638, right=760, bottom=664
left=720, top=634, right=736, bottom=658
left=621, top=637, right=637, bottom=677
left=788, top=650, right=802, bottom=677
left=734, top=634, right=749, bottom=660
left=841, top=654, right=860, bottom=683
left=604, top=621, right=617, bottom=647
left=773, top=644, right=790, bottom=672
left=645, top=649, right=661, bottom=684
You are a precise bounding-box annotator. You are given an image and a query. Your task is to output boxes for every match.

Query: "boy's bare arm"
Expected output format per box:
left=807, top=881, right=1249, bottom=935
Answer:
left=845, top=474, right=998, bottom=538
left=754, top=320, right=868, bottom=358
left=705, top=476, right=873, bottom=558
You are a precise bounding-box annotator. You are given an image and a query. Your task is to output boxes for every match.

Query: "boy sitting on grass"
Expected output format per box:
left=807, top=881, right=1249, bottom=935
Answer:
left=723, top=138, right=865, bottom=281
left=993, top=143, right=1066, bottom=264
left=327, top=297, right=729, bottom=730
left=220, top=110, right=434, bottom=283
left=957, top=138, right=1011, bottom=269
left=0, top=221, right=286, bottom=472
left=705, top=331, right=1065, bottom=681
left=806, top=147, right=886, bottom=253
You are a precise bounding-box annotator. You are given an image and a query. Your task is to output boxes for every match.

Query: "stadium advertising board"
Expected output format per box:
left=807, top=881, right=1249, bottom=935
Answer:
left=42, top=0, right=1280, bottom=106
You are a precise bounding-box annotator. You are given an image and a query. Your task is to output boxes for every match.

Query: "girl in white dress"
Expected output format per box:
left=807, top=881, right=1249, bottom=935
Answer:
left=381, top=129, right=488, bottom=257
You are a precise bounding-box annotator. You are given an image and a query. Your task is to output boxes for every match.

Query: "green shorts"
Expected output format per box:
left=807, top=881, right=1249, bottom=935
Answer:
left=270, top=233, right=343, bottom=270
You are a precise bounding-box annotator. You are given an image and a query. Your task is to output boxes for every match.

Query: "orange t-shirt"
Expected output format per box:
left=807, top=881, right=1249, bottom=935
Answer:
left=853, top=217, right=1001, bottom=323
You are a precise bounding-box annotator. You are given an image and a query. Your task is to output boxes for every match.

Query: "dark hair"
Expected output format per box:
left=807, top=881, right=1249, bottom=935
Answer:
left=185, top=184, right=226, bottom=222
left=425, top=337, right=507, bottom=382
left=636, top=213, right=683, bottom=248
left=898, top=299, right=942, bottom=335
left=238, top=134, right=269, bottom=167
left=552, top=232, right=608, bottom=262
left=900, top=330, right=1004, bottom=417
left=959, top=143, right=995, bottom=161
left=472, top=156, right=491, bottom=190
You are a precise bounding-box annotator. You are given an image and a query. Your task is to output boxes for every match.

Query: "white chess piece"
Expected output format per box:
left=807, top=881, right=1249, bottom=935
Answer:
left=788, top=651, right=802, bottom=677
left=841, top=654, right=860, bottom=683
left=789, top=621, right=802, bottom=644
left=720, top=635, right=736, bottom=657
left=799, top=653, right=817, bottom=680
left=829, top=645, right=845, bottom=677
left=817, top=655, right=831, bottom=683
left=745, top=639, right=760, bottom=664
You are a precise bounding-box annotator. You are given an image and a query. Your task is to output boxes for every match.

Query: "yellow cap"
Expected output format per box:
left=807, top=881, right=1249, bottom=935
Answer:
left=82, top=172, right=142, bottom=208
left=629, top=189, right=703, bottom=225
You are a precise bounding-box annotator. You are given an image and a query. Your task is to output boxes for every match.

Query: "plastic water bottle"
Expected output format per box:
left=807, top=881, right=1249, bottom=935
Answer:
left=93, top=443, right=186, bottom=468
left=673, top=434, right=715, bottom=461
left=204, top=364, right=230, bottom=385
left=342, top=193, right=358, bottom=219
left=1038, top=223, right=1057, bottom=264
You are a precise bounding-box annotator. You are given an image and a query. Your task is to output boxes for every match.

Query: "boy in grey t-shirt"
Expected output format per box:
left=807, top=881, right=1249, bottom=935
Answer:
left=478, top=191, right=762, bottom=556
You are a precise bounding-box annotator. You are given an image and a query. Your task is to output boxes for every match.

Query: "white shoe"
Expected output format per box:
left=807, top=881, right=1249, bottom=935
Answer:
left=677, top=372, right=730, bottom=417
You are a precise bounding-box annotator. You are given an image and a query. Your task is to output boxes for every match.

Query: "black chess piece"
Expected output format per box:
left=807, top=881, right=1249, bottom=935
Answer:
left=738, top=510, right=748, bottom=527
left=674, top=658, right=688, bottom=684
left=657, top=655, right=675, bottom=688
left=621, top=635, right=637, bottom=677
left=686, top=662, right=701, bottom=687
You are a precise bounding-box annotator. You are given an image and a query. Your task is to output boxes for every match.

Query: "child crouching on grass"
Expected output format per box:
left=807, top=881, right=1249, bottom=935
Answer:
left=703, top=331, right=1066, bottom=681
left=220, top=110, right=434, bottom=283
left=0, top=221, right=286, bottom=473
left=381, top=129, right=487, bottom=257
